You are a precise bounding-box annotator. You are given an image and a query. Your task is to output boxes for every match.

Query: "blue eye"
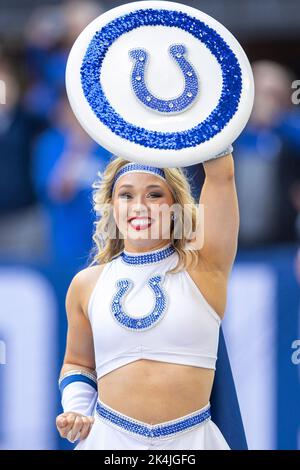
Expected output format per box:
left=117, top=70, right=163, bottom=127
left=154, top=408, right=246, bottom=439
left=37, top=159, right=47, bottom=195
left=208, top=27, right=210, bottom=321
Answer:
left=119, top=193, right=132, bottom=199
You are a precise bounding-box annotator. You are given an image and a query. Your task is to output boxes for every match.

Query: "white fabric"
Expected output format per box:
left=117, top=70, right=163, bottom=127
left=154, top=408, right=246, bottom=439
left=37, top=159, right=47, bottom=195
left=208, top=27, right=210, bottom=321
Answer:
left=210, top=144, right=233, bottom=160
left=74, top=402, right=230, bottom=450
left=87, top=247, right=221, bottom=380
left=66, top=2, right=254, bottom=168
left=61, top=382, right=97, bottom=416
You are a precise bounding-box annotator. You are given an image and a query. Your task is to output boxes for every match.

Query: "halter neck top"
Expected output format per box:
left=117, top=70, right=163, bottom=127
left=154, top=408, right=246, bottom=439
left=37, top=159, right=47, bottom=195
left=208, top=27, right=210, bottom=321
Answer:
left=88, top=242, right=221, bottom=380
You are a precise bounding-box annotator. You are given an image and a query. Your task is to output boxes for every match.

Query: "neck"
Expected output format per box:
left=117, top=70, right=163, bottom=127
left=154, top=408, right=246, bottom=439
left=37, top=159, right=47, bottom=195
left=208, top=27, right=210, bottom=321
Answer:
left=123, top=240, right=172, bottom=254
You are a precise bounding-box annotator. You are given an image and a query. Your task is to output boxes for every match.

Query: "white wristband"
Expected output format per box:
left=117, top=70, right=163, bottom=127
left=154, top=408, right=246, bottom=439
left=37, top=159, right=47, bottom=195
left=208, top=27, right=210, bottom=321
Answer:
left=206, top=144, right=233, bottom=161
left=58, top=369, right=98, bottom=416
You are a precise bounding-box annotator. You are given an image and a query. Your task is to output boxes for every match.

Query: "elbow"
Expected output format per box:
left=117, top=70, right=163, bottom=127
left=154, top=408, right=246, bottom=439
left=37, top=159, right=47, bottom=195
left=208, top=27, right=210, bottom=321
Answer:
left=221, top=156, right=235, bottom=181
left=206, top=168, right=235, bottom=184
left=225, top=166, right=235, bottom=182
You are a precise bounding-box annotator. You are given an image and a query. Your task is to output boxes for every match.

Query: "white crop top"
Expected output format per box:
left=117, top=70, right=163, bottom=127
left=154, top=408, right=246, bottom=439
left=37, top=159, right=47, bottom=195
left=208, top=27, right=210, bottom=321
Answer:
left=87, top=243, right=221, bottom=380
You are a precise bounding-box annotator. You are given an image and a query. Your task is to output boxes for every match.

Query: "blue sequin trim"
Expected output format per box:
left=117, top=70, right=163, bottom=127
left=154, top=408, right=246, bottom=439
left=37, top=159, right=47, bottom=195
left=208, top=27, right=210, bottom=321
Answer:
left=96, top=400, right=211, bottom=440
left=110, top=275, right=167, bottom=331
left=80, top=8, right=242, bottom=150
left=112, top=163, right=166, bottom=191
left=121, top=243, right=175, bottom=265
left=129, top=43, right=198, bottom=113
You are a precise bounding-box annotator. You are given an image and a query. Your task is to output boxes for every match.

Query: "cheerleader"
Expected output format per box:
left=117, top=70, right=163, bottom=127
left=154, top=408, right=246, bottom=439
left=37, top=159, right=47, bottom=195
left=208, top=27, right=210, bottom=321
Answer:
left=56, top=144, right=240, bottom=450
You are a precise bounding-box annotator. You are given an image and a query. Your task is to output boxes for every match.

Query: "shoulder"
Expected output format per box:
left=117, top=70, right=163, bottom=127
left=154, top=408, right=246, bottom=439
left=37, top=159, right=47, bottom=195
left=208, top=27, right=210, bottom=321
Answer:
left=66, top=264, right=107, bottom=319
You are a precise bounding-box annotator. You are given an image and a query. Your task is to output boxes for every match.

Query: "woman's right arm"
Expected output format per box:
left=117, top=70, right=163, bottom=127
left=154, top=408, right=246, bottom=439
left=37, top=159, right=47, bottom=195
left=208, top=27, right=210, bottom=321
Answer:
left=56, top=269, right=97, bottom=443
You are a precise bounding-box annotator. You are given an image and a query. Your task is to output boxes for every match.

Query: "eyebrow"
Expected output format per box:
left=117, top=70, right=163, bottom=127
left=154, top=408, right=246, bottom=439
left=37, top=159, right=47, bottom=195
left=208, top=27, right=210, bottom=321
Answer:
left=117, top=184, right=163, bottom=190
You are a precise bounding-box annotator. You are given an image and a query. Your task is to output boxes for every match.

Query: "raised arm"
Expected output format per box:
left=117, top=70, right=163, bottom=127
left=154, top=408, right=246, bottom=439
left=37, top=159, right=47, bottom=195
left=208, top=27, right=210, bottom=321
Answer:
left=197, top=153, right=239, bottom=276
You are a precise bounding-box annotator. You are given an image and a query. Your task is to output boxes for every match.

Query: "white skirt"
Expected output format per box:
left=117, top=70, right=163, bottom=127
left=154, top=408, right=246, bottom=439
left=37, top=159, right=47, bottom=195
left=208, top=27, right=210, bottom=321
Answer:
left=74, top=399, right=230, bottom=450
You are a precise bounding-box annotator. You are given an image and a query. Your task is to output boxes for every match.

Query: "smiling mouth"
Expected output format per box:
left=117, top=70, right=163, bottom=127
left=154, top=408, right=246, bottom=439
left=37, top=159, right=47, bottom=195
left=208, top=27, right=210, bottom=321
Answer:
left=128, top=218, right=152, bottom=230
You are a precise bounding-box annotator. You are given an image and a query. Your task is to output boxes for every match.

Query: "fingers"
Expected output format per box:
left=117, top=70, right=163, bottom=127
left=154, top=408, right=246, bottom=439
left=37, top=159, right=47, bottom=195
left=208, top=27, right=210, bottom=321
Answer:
left=56, top=415, right=67, bottom=429
left=56, top=413, right=77, bottom=439
left=68, top=415, right=84, bottom=442
left=77, top=416, right=95, bottom=441
left=56, top=413, right=95, bottom=442
left=77, top=416, right=94, bottom=440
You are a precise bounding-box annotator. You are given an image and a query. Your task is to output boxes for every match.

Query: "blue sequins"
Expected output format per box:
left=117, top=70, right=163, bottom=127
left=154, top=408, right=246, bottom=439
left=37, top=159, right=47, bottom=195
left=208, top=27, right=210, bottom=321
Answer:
left=80, top=8, right=242, bottom=150
left=129, top=44, right=198, bottom=113
left=112, top=163, right=166, bottom=193
left=96, top=399, right=211, bottom=440
left=110, top=275, right=167, bottom=331
left=121, top=243, right=175, bottom=265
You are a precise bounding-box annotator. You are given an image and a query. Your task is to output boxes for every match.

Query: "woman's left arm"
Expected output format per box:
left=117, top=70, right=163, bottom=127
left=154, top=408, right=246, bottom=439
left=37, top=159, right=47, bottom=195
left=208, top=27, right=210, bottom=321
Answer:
left=197, top=153, right=239, bottom=276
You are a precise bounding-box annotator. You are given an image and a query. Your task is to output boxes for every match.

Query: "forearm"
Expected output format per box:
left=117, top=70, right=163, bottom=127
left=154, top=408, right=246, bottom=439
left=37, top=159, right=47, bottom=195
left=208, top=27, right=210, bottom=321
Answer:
left=58, top=364, right=98, bottom=416
left=199, top=151, right=239, bottom=274
left=202, top=153, right=235, bottom=183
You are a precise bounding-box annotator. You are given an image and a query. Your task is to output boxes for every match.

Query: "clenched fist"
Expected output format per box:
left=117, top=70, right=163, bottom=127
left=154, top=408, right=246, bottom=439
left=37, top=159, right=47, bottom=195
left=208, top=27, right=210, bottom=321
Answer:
left=56, top=412, right=95, bottom=443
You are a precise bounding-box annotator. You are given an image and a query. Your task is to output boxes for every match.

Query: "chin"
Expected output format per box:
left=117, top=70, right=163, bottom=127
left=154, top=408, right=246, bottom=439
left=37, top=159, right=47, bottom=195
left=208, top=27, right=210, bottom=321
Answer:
left=125, top=238, right=163, bottom=249
left=127, top=239, right=155, bottom=247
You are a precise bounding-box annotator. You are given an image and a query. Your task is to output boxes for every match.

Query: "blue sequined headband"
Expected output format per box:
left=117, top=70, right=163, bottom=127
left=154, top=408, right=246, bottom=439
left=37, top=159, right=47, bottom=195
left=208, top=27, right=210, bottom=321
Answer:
left=111, top=163, right=170, bottom=195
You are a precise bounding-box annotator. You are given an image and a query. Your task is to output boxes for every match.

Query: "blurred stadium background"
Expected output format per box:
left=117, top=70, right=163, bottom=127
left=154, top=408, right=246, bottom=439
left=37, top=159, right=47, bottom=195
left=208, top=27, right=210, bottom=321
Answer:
left=0, top=0, right=299, bottom=450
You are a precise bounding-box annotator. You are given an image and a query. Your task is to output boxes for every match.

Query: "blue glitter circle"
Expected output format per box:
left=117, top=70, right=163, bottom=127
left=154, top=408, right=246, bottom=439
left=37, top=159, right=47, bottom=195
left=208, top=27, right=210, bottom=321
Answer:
left=80, top=8, right=242, bottom=150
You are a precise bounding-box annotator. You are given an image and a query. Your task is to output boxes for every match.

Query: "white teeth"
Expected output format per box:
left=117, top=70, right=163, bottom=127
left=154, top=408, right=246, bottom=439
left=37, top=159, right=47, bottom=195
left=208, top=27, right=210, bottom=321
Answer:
left=130, top=218, right=151, bottom=227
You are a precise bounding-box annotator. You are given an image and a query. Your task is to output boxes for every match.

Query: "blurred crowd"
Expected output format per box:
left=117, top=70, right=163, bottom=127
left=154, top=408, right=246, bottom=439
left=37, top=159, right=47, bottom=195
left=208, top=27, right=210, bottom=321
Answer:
left=0, top=0, right=111, bottom=269
left=0, top=0, right=299, bottom=273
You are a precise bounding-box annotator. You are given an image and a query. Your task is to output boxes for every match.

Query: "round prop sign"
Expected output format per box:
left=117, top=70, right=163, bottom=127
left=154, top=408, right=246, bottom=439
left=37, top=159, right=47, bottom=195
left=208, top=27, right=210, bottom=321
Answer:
left=66, top=1, right=254, bottom=167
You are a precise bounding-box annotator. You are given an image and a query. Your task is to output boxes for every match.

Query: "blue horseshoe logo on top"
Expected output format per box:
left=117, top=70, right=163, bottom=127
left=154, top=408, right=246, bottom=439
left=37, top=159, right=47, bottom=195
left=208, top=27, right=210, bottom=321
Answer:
left=111, top=275, right=167, bottom=331
left=129, top=44, right=199, bottom=114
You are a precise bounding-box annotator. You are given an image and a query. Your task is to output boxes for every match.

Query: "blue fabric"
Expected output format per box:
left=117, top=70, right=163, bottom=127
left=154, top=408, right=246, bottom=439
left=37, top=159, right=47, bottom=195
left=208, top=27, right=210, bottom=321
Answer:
left=210, top=327, right=248, bottom=450
left=59, top=374, right=98, bottom=394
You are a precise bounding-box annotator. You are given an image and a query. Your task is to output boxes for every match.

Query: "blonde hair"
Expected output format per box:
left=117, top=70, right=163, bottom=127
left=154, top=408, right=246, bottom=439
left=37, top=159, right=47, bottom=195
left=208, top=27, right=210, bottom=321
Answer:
left=89, top=156, right=200, bottom=275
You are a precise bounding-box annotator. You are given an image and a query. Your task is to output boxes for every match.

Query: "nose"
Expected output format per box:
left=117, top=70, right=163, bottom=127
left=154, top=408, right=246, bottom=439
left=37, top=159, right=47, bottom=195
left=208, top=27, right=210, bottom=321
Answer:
left=133, top=194, right=144, bottom=205
left=128, top=197, right=152, bottom=218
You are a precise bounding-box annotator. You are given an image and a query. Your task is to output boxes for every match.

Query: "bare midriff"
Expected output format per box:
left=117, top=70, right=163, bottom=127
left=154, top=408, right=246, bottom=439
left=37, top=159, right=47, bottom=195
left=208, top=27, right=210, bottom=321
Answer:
left=97, top=359, right=215, bottom=425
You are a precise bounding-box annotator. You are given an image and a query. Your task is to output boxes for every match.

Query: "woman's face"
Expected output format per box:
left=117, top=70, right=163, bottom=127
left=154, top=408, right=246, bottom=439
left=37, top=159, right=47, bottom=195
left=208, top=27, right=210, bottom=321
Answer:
left=112, top=172, right=175, bottom=250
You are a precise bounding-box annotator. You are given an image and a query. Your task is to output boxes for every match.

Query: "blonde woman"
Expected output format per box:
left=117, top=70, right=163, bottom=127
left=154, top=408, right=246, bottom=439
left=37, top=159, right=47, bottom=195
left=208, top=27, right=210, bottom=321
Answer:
left=56, top=146, right=239, bottom=450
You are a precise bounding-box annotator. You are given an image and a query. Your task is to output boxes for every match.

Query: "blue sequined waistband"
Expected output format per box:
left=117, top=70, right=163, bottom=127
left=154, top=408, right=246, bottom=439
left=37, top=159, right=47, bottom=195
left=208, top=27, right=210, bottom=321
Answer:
left=95, top=399, right=211, bottom=441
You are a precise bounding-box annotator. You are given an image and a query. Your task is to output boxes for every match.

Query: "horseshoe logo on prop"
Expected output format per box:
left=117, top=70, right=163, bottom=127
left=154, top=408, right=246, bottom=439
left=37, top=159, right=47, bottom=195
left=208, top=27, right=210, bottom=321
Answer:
left=129, top=44, right=199, bottom=114
left=110, top=275, right=167, bottom=331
